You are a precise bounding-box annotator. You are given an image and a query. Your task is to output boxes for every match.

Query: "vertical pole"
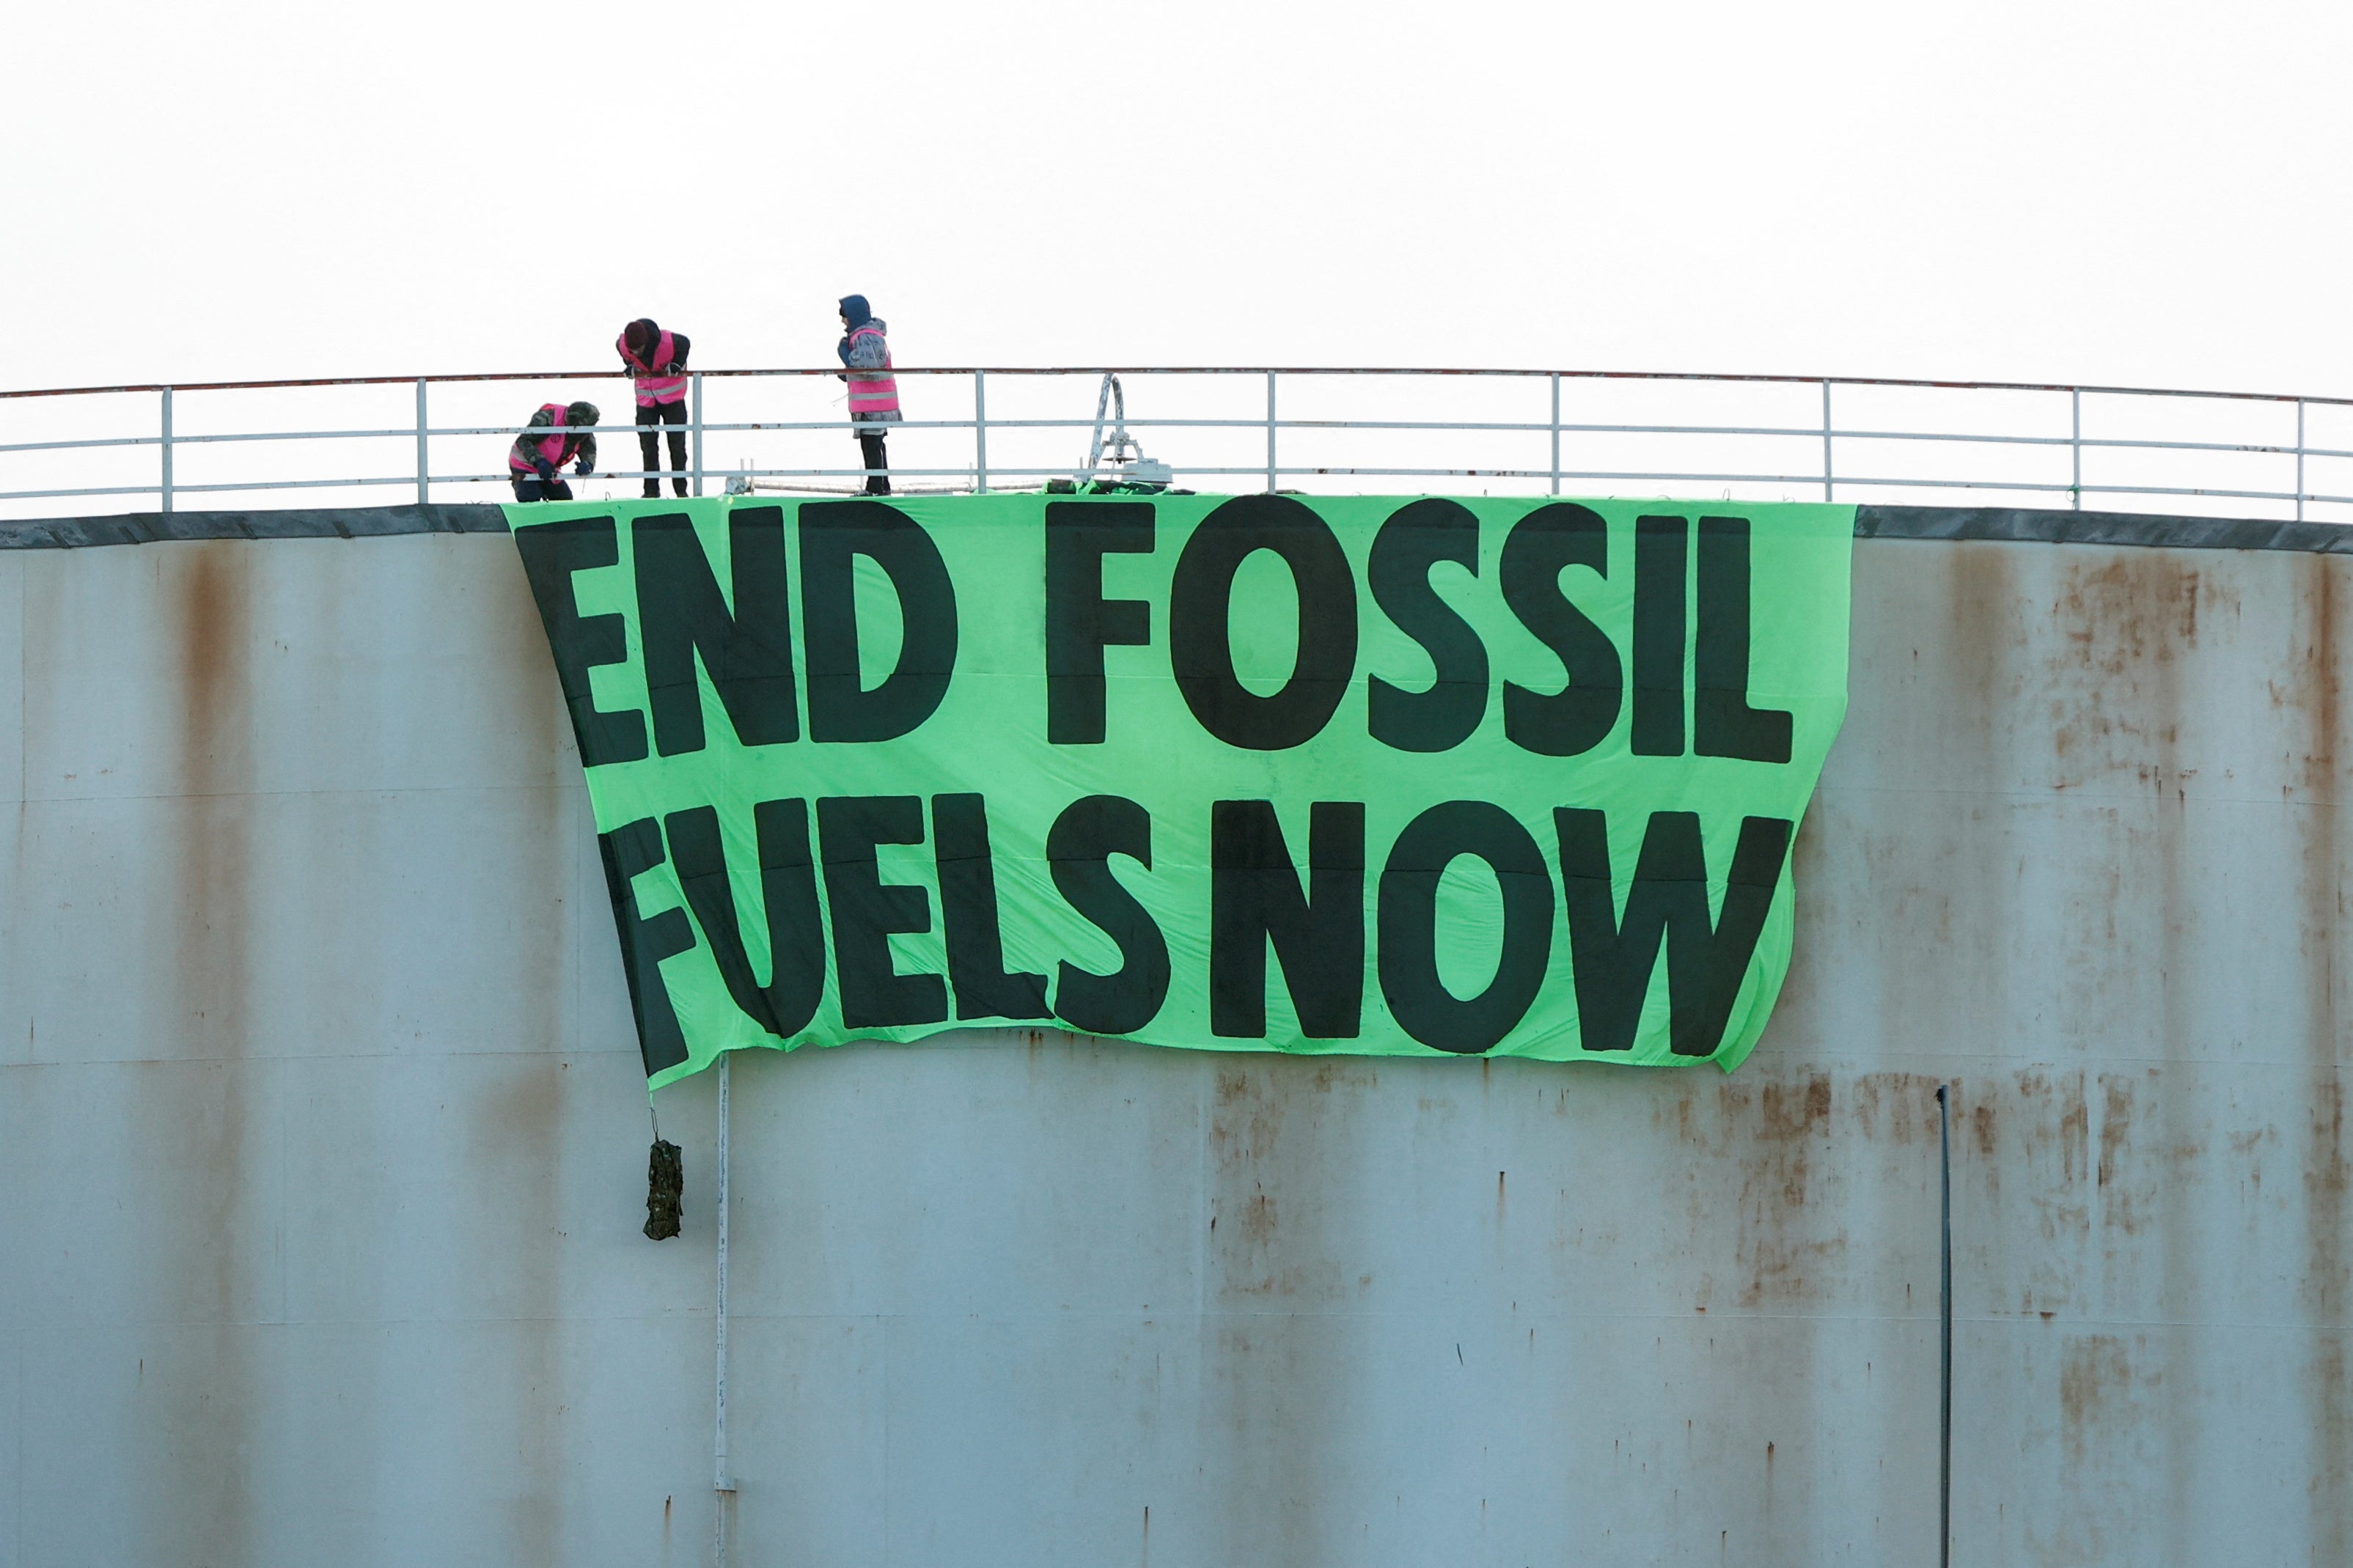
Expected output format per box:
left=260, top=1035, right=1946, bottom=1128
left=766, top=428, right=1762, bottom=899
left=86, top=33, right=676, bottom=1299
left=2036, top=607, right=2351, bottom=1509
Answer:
left=691, top=372, right=705, bottom=498
left=1820, top=379, right=1833, bottom=502
left=2297, top=400, right=2307, bottom=522
left=1549, top=372, right=1561, bottom=496
left=415, top=378, right=430, bottom=506
left=2072, top=388, right=2082, bottom=511
left=974, top=369, right=989, bottom=494
left=713, top=1052, right=733, bottom=1565
left=160, top=387, right=175, bottom=514
left=1266, top=370, right=1278, bottom=493
left=1937, top=1082, right=1953, bottom=1568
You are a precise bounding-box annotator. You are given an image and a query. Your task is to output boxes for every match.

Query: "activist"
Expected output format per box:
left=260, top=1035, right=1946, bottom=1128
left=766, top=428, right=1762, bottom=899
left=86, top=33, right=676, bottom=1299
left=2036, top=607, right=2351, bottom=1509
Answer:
left=837, top=294, right=898, bottom=496
left=617, top=318, right=691, bottom=498
left=507, top=400, right=599, bottom=502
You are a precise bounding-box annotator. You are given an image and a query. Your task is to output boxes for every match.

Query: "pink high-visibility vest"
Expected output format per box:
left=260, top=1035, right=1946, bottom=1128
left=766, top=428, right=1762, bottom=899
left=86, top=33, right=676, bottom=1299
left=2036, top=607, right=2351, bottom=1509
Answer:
left=845, top=325, right=899, bottom=417
left=618, top=328, right=687, bottom=408
left=509, top=403, right=573, bottom=473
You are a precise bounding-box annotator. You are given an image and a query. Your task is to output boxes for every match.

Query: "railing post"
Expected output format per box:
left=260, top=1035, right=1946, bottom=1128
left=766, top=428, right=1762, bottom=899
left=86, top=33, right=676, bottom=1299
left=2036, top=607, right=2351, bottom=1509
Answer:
left=1820, top=379, right=1832, bottom=502
left=974, top=369, right=989, bottom=494
left=1549, top=372, right=1561, bottom=496
left=2071, top=388, right=2082, bottom=511
left=160, top=387, right=174, bottom=514
left=691, top=372, right=705, bottom=498
left=1266, top=370, right=1278, bottom=493
left=415, top=378, right=430, bottom=506
left=2297, top=400, right=2307, bottom=522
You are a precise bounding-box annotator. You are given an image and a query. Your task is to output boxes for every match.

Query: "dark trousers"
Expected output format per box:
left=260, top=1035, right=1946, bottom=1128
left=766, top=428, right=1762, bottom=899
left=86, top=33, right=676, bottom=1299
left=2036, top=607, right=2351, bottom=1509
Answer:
left=637, top=399, right=689, bottom=497
left=511, top=475, right=573, bottom=502
left=857, top=430, right=891, bottom=496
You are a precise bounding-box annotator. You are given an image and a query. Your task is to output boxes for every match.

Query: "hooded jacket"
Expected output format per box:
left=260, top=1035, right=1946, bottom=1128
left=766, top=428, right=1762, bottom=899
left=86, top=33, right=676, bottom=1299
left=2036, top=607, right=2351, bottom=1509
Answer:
left=508, top=404, right=598, bottom=481
left=617, top=319, right=690, bottom=408
left=836, top=295, right=900, bottom=424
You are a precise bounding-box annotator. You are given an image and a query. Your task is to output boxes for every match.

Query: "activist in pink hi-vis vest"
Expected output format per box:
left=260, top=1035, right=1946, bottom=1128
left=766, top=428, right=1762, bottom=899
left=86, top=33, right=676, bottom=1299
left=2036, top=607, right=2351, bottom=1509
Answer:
left=617, top=324, right=688, bottom=408
left=509, top=403, right=574, bottom=473
left=845, top=324, right=900, bottom=419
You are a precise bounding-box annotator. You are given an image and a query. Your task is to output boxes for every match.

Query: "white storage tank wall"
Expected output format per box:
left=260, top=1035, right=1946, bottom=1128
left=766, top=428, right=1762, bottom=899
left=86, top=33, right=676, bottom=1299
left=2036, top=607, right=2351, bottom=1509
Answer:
left=0, top=519, right=2344, bottom=1567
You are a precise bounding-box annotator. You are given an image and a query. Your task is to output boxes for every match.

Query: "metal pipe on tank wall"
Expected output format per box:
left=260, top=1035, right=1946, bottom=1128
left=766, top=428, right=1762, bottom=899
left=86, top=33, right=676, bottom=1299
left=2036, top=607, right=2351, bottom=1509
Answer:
left=713, top=1053, right=733, bottom=1566
left=1937, top=1082, right=1953, bottom=1568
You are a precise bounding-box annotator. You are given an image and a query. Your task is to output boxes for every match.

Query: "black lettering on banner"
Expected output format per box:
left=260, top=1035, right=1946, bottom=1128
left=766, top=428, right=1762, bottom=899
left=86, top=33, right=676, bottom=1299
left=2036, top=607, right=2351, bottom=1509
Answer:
left=1553, top=809, right=1793, bottom=1056
left=1046, top=501, right=1156, bottom=743
left=635, top=507, right=799, bottom=756
left=817, top=795, right=950, bottom=1028
left=1695, top=516, right=1794, bottom=764
left=932, top=792, right=1051, bottom=1022
left=1046, top=795, right=1172, bottom=1035
left=1499, top=502, right=1623, bottom=757
left=800, top=501, right=960, bottom=743
left=597, top=817, right=694, bottom=1075
left=1631, top=516, right=1688, bottom=757
left=662, top=799, right=825, bottom=1038
left=1209, top=800, right=1365, bottom=1038
left=1367, top=498, right=1488, bottom=753
left=1170, top=496, right=1359, bottom=750
left=514, top=515, right=649, bottom=766
left=1378, top=801, right=1556, bottom=1054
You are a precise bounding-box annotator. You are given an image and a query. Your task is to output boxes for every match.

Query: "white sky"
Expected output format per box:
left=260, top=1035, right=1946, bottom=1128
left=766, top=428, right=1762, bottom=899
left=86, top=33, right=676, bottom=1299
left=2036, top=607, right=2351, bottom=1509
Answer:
left=4, top=1, right=2351, bottom=511
left=7, top=0, right=2347, bottom=389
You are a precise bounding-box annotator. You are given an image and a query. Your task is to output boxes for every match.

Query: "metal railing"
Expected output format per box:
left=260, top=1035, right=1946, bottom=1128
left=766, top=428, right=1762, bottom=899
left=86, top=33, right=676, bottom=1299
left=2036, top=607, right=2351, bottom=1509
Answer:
left=5, top=365, right=2352, bottom=520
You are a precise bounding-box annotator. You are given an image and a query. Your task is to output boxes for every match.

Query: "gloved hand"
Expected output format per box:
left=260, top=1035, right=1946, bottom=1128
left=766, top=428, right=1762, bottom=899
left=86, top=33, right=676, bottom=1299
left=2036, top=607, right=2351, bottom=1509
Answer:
left=576, top=457, right=595, bottom=476
left=535, top=458, right=557, bottom=483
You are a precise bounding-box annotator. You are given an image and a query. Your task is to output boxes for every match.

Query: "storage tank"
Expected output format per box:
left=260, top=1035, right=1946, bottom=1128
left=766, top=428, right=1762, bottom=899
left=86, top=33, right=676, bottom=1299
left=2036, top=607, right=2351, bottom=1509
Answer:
left=0, top=504, right=2343, bottom=1567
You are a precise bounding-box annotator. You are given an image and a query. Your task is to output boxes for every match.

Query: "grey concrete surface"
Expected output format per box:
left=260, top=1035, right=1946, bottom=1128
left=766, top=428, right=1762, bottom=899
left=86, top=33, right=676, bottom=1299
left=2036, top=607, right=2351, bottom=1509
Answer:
left=0, top=521, right=2346, bottom=1567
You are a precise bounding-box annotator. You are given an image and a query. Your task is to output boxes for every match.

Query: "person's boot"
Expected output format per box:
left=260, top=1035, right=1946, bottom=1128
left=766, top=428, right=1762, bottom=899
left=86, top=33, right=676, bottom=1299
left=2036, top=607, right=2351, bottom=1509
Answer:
left=641, top=480, right=661, bottom=500
left=673, top=476, right=689, bottom=498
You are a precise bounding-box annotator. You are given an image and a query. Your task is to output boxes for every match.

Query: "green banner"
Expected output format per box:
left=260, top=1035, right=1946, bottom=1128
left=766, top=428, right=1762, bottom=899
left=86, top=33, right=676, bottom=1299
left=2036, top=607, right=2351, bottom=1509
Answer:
left=507, top=493, right=1851, bottom=1092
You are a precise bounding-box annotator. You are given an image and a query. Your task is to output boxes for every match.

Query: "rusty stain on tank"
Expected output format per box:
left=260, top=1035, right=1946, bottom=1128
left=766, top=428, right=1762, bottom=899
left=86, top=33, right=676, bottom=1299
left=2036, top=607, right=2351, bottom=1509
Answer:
left=1208, top=1056, right=1368, bottom=1302
left=1761, top=1073, right=1833, bottom=1146
left=1239, top=1186, right=1278, bottom=1247
left=173, top=542, right=254, bottom=1055
left=479, top=1056, right=572, bottom=1561
left=482, top=533, right=575, bottom=1059
left=2030, top=552, right=2220, bottom=797
left=2060, top=1332, right=2129, bottom=1465
left=2054, top=556, right=2206, bottom=674
left=1942, top=539, right=2020, bottom=790
left=2294, top=553, right=2351, bottom=1568
left=1678, top=1067, right=1857, bottom=1306
left=2096, top=1075, right=2131, bottom=1195
left=149, top=545, right=257, bottom=1567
